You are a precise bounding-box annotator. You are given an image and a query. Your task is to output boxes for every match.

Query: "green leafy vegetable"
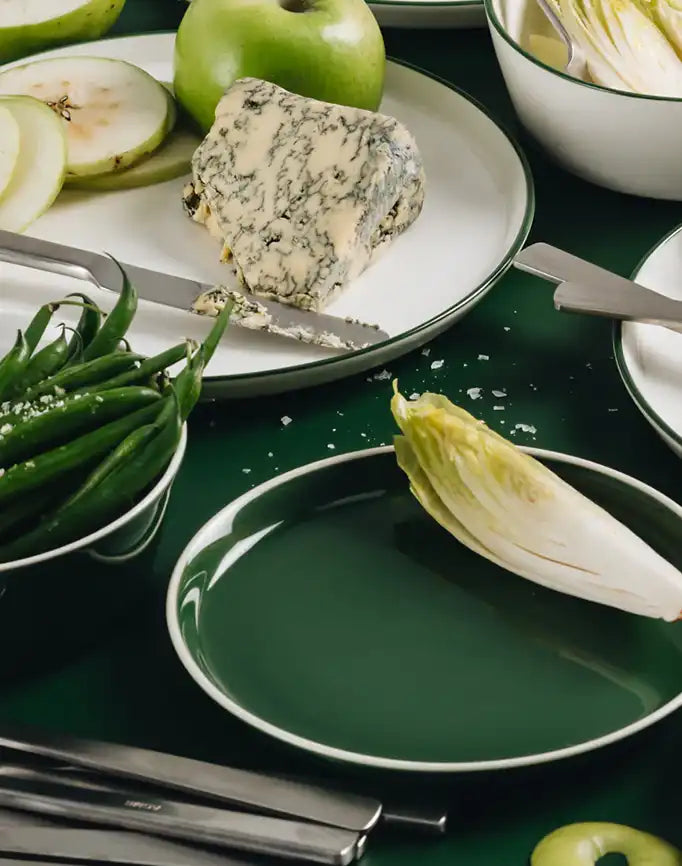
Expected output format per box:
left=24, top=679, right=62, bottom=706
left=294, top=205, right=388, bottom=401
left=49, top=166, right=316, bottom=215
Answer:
left=390, top=384, right=682, bottom=621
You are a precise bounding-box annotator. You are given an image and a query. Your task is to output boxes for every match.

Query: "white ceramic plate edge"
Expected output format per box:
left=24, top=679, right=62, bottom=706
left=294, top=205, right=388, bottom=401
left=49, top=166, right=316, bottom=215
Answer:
left=613, top=223, right=682, bottom=458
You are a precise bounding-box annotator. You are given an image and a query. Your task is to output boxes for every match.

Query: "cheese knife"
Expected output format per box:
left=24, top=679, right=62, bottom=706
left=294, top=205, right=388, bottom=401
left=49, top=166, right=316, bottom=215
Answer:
left=513, top=242, right=682, bottom=333
left=0, top=764, right=363, bottom=865
left=0, top=229, right=388, bottom=351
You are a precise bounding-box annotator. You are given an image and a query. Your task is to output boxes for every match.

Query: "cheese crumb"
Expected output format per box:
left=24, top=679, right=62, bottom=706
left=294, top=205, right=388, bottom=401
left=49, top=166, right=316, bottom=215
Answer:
left=430, top=360, right=444, bottom=370
left=373, top=369, right=391, bottom=381
left=281, top=416, right=292, bottom=426
left=514, top=423, right=537, bottom=435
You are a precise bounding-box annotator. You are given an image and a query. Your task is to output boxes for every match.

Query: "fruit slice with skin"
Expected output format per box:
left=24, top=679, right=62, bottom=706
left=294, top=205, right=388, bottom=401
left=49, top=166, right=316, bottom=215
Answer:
left=0, top=0, right=127, bottom=64
left=0, top=57, right=171, bottom=178
left=0, top=105, right=20, bottom=202
left=0, top=96, right=66, bottom=233
left=65, top=127, right=201, bottom=191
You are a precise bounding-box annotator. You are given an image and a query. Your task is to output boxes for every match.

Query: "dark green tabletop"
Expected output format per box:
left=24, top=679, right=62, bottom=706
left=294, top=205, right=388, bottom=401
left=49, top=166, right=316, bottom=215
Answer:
left=0, top=2, right=680, bottom=863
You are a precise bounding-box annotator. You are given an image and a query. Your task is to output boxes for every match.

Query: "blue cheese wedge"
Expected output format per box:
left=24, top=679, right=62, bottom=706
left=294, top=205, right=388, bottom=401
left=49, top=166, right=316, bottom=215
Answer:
left=183, top=77, right=425, bottom=312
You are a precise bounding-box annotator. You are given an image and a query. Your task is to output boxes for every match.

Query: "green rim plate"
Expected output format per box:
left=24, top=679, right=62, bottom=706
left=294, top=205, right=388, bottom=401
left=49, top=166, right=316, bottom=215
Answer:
left=613, top=223, right=682, bottom=458
left=167, top=447, right=682, bottom=772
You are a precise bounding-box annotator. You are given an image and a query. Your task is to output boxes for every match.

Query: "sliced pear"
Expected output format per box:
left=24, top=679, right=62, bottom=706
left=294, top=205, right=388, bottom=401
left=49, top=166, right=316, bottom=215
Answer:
left=0, top=56, right=171, bottom=178
left=0, top=0, right=127, bottom=64
left=0, top=96, right=67, bottom=232
left=0, top=105, right=20, bottom=202
left=66, top=127, right=201, bottom=191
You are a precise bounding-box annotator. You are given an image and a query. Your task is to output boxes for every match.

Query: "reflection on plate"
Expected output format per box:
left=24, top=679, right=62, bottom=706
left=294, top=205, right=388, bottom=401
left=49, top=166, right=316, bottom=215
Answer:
left=167, top=447, right=682, bottom=772
left=615, top=224, right=682, bottom=457
left=0, top=34, right=533, bottom=398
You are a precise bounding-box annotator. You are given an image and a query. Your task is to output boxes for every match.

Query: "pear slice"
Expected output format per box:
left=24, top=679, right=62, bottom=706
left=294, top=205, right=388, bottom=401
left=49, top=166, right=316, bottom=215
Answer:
left=0, top=105, right=20, bottom=202
left=0, top=96, right=67, bottom=232
left=0, top=56, right=171, bottom=178
left=66, top=127, right=201, bottom=191
left=0, top=0, right=126, bottom=64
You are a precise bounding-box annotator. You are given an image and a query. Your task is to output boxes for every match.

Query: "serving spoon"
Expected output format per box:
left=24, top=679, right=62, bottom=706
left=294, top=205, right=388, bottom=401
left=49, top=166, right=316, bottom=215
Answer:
left=534, top=0, right=587, bottom=78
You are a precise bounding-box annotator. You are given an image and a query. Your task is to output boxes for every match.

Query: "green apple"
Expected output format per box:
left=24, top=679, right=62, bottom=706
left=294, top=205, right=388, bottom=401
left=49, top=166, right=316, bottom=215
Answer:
left=0, top=0, right=127, bottom=64
left=174, top=0, right=386, bottom=132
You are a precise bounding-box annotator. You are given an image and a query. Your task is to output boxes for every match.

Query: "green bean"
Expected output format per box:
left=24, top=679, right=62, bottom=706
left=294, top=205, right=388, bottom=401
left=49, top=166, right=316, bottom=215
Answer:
left=11, top=326, right=69, bottom=396
left=0, top=399, right=164, bottom=507
left=65, top=392, right=177, bottom=508
left=202, top=298, right=233, bottom=366
left=0, top=486, right=67, bottom=545
left=0, top=395, right=181, bottom=560
left=21, top=351, right=144, bottom=401
left=82, top=263, right=137, bottom=361
left=65, top=292, right=101, bottom=364
left=173, top=345, right=205, bottom=421
left=0, top=331, right=30, bottom=402
left=24, top=303, right=59, bottom=355
left=81, top=342, right=190, bottom=394
left=0, top=386, right=161, bottom=468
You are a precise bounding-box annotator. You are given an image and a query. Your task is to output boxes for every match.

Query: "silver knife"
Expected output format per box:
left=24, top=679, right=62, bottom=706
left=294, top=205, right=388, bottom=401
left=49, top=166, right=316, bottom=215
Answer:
left=0, top=765, right=362, bottom=866
left=0, top=724, right=381, bottom=833
left=513, top=242, right=682, bottom=334
left=0, top=826, right=259, bottom=866
left=0, top=229, right=388, bottom=351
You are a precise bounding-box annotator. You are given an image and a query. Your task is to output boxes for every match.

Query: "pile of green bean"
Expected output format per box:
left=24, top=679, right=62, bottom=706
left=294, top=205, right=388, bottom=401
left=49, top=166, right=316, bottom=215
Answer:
left=0, top=265, right=231, bottom=563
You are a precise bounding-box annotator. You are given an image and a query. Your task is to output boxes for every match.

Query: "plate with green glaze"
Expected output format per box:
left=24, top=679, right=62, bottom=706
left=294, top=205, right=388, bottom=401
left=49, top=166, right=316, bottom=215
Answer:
left=167, top=446, right=682, bottom=772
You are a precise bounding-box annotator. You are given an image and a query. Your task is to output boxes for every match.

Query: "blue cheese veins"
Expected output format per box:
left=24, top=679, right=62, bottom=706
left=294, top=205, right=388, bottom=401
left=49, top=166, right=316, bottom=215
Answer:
left=184, top=77, right=425, bottom=312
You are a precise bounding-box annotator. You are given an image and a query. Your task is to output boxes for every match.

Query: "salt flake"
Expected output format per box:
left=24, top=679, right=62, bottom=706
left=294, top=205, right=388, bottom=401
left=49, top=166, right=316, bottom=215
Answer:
left=467, top=387, right=482, bottom=400
left=430, top=360, right=444, bottom=370
left=281, top=416, right=292, bottom=426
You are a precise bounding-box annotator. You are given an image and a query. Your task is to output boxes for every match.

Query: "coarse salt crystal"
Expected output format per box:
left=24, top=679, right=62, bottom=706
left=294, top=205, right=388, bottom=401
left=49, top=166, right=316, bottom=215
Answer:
left=478, top=354, right=489, bottom=361
left=373, top=369, right=391, bottom=381
left=430, top=360, right=444, bottom=370
left=409, top=392, right=420, bottom=401
left=267, top=452, right=274, bottom=457
left=514, top=423, right=537, bottom=435
left=421, top=348, right=431, bottom=357
left=504, top=326, right=511, bottom=332
left=281, top=416, right=292, bottom=426
left=493, top=405, right=505, bottom=411
left=327, top=443, right=335, bottom=450
left=467, top=387, right=482, bottom=400
left=242, top=468, right=251, bottom=474
left=492, top=390, right=507, bottom=398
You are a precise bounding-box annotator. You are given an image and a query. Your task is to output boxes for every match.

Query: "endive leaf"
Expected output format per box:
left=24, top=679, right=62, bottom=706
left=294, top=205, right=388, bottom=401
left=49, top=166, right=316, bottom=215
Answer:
left=390, top=385, right=682, bottom=621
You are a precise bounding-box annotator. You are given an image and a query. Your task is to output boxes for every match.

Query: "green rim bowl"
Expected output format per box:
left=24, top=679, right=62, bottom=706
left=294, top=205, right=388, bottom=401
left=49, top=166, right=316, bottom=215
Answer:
left=167, top=445, right=682, bottom=773
left=0, top=424, right=187, bottom=575
left=484, top=0, right=682, bottom=200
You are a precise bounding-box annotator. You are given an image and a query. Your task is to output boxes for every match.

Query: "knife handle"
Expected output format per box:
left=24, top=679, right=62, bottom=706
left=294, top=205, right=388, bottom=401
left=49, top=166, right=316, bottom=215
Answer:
left=513, top=243, right=630, bottom=288
left=0, top=724, right=381, bottom=834
left=0, top=228, right=119, bottom=293
left=0, top=769, right=361, bottom=866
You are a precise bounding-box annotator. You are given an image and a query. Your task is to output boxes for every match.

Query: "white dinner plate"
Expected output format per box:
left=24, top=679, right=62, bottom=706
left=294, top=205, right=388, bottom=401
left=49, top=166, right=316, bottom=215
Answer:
left=0, top=34, right=533, bottom=398
left=615, top=224, right=682, bottom=457
left=369, top=0, right=486, bottom=29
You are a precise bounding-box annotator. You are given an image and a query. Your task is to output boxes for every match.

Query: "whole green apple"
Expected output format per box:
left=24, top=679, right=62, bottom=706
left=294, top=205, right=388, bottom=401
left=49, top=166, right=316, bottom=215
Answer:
left=174, top=0, right=386, bottom=133
left=0, top=0, right=127, bottom=63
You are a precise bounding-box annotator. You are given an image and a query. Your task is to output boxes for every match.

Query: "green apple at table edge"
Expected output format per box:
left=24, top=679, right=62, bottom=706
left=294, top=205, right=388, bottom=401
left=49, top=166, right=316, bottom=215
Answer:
left=173, top=0, right=386, bottom=132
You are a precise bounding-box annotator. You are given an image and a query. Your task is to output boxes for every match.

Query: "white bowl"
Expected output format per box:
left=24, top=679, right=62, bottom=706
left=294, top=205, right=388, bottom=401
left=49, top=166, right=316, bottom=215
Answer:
left=484, top=0, right=682, bottom=200
left=0, top=424, right=187, bottom=574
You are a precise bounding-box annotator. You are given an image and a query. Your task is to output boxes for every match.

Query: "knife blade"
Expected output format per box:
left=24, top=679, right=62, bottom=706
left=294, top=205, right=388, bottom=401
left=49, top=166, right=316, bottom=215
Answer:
left=0, top=765, right=362, bottom=865
left=512, top=242, right=639, bottom=290
left=0, top=826, right=258, bottom=866
left=0, top=724, right=381, bottom=833
left=0, top=229, right=388, bottom=351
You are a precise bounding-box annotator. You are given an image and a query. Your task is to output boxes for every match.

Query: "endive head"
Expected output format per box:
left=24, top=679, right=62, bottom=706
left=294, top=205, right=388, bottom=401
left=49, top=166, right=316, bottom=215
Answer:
left=390, top=383, right=682, bottom=621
